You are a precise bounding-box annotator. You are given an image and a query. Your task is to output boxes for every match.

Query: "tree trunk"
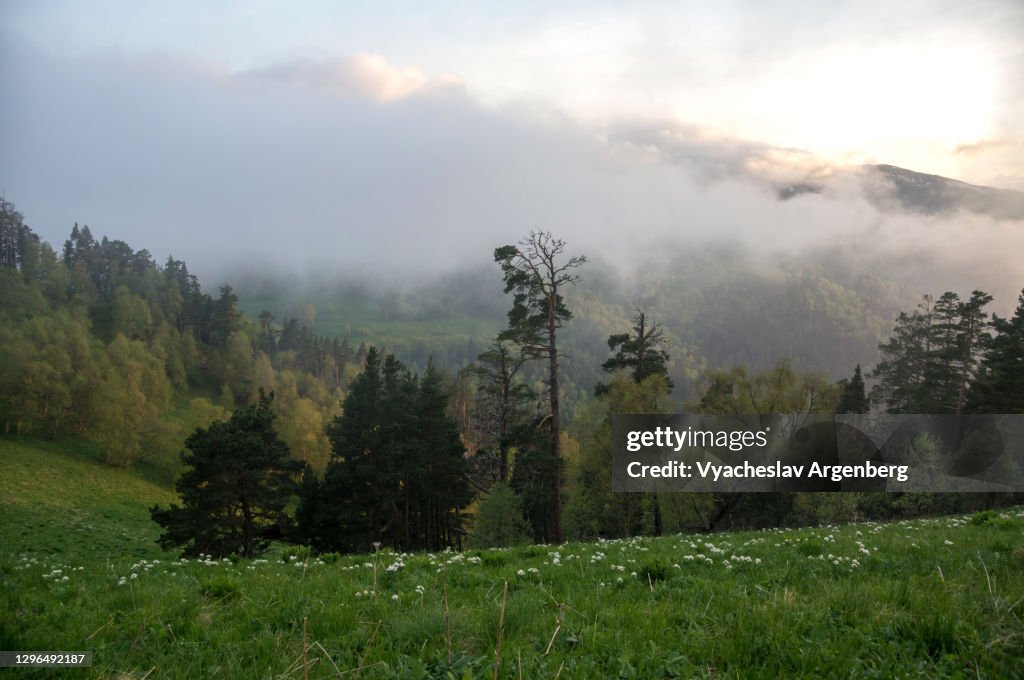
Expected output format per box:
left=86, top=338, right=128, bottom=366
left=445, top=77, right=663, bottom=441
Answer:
left=548, top=314, right=563, bottom=543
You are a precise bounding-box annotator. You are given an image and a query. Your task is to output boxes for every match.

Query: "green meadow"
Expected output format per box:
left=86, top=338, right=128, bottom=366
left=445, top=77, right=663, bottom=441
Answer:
left=3, top=437, right=1023, bottom=679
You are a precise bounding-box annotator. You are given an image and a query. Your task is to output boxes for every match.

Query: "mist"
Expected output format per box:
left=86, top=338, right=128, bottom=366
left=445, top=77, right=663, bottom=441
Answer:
left=1, top=36, right=1022, bottom=311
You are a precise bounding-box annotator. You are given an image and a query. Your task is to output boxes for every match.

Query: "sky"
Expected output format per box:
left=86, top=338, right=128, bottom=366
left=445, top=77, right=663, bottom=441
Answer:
left=1, top=1, right=1022, bottom=289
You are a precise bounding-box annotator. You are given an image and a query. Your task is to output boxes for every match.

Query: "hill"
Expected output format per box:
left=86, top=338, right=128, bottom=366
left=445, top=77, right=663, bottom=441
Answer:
left=778, top=164, right=1024, bottom=221
left=868, top=164, right=1024, bottom=220
left=0, top=437, right=176, bottom=562
left=3, top=437, right=1023, bottom=677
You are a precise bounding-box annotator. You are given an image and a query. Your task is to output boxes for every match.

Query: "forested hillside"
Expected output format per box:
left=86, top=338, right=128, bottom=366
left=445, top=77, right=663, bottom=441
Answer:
left=233, top=248, right=916, bottom=416
left=3, top=192, right=916, bottom=476
left=1, top=199, right=350, bottom=473
left=4, top=194, right=1022, bottom=549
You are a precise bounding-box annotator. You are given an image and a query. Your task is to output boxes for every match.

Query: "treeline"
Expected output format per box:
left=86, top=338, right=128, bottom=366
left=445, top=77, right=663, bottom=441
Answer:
left=0, top=199, right=356, bottom=471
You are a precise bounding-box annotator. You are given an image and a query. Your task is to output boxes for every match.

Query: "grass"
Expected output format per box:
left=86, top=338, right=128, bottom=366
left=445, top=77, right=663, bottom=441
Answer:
left=2, top=436, right=1024, bottom=678
left=237, top=294, right=499, bottom=352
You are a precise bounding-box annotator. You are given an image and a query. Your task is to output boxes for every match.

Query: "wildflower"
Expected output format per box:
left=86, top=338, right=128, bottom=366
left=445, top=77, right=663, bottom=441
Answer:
left=517, top=569, right=526, bottom=577
left=391, top=594, right=400, bottom=602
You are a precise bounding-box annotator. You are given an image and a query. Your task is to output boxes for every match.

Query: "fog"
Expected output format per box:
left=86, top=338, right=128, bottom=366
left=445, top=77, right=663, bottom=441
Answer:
left=1, top=36, right=1022, bottom=310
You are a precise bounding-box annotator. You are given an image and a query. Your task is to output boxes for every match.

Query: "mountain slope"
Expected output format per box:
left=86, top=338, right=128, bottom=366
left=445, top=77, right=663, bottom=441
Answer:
left=867, top=164, right=1024, bottom=220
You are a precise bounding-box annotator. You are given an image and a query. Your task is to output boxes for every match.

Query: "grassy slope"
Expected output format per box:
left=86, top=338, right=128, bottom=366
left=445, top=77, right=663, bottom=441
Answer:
left=237, top=295, right=497, bottom=351
left=2, top=437, right=1023, bottom=678
left=0, top=438, right=176, bottom=562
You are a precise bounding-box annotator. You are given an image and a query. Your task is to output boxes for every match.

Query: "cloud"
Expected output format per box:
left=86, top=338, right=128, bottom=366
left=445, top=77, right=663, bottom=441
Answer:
left=0, top=38, right=1020, bottom=312
left=237, top=53, right=464, bottom=102
left=603, top=120, right=841, bottom=187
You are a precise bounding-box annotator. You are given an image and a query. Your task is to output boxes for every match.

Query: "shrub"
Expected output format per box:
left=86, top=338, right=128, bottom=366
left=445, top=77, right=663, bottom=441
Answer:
left=469, top=482, right=532, bottom=549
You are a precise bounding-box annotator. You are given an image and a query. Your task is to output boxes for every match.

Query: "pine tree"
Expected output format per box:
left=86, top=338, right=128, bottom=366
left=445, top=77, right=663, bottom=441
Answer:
left=872, top=291, right=992, bottom=414
left=968, top=289, right=1024, bottom=414
left=595, top=310, right=674, bottom=399
left=150, top=390, right=303, bottom=557
left=835, top=364, right=869, bottom=414
left=468, top=338, right=535, bottom=485
left=952, top=290, right=993, bottom=416
left=471, top=482, right=531, bottom=548
left=317, top=350, right=470, bottom=553
left=494, top=230, right=586, bottom=543
left=318, top=347, right=386, bottom=553
left=871, top=297, right=936, bottom=413
left=414, top=360, right=472, bottom=551
left=594, top=310, right=674, bottom=533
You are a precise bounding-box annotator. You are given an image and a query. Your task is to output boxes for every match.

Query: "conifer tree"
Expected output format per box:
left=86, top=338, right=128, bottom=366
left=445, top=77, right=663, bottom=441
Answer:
left=494, top=230, right=586, bottom=543
left=968, top=289, right=1024, bottom=414
left=318, top=347, right=386, bottom=552
left=150, top=390, right=302, bottom=557
left=835, top=364, right=869, bottom=414
left=316, top=349, right=470, bottom=552
left=468, top=338, right=535, bottom=485
left=595, top=310, right=673, bottom=399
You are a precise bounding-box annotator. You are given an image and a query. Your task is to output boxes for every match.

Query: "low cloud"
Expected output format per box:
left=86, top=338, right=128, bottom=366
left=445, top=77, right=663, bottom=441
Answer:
left=237, top=53, right=464, bottom=102
left=0, top=38, right=1021, bottom=311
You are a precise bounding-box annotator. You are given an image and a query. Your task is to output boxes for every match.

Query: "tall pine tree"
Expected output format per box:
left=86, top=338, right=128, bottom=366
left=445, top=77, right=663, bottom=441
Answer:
left=494, top=230, right=586, bottom=543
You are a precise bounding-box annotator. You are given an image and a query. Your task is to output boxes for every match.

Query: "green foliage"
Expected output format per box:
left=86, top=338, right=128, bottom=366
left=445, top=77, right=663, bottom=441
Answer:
left=835, top=364, right=869, bottom=414
left=316, top=349, right=471, bottom=553
left=971, top=510, right=1021, bottom=529
left=469, top=482, right=531, bottom=548
left=595, top=310, right=674, bottom=398
left=0, top=200, right=348, bottom=478
left=565, top=373, right=672, bottom=540
left=150, top=391, right=303, bottom=558
left=872, top=291, right=993, bottom=414
left=200, top=575, right=240, bottom=601
left=494, top=230, right=587, bottom=543
left=464, top=338, right=535, bottom=486
left=969, top=288, right=1024, bottom=414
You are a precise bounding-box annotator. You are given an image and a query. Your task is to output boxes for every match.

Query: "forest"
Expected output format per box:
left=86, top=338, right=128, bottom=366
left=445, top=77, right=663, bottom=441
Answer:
left=2, top=196, right=1023, bottom=558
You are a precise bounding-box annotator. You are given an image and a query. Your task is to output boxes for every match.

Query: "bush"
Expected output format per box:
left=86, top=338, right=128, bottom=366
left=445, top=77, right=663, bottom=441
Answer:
left=469, top=482, right=532, bottom=549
